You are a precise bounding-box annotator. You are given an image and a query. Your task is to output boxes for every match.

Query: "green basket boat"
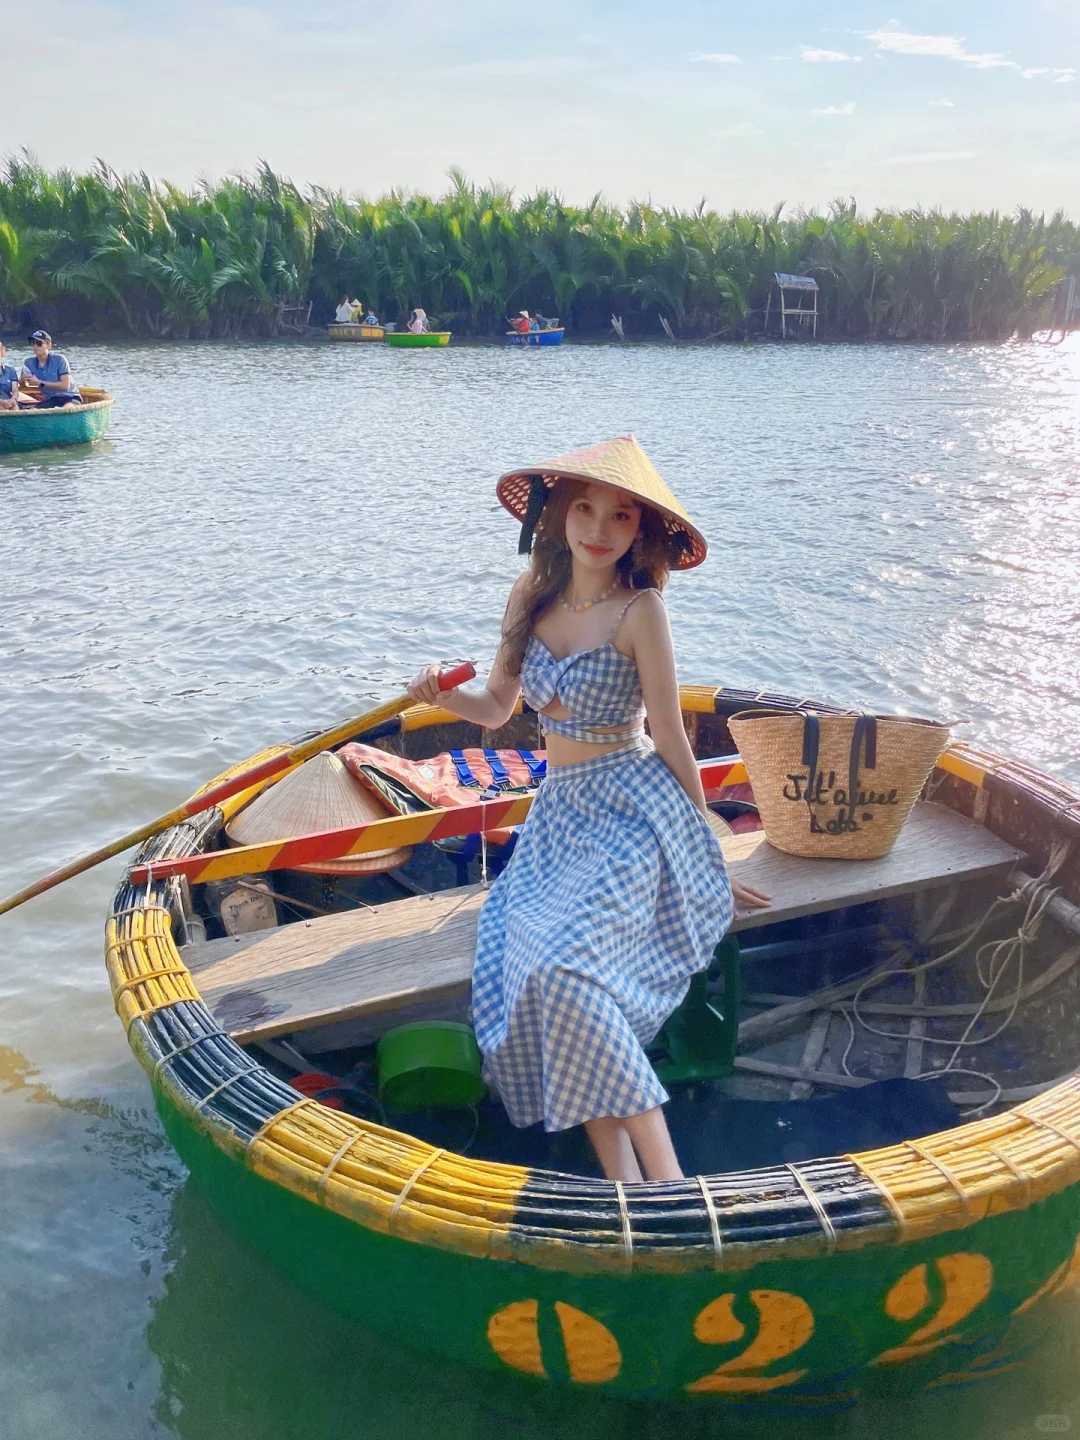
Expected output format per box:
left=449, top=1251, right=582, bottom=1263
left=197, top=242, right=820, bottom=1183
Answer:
left=0, top=388, right=113, bottom=454
left=107, top=685, right=1080, bottom=1405
left=385, top=331, right=451, bottom=348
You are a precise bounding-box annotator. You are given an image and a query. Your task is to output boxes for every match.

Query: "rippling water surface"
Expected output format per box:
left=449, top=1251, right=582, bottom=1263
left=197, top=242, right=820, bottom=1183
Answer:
left=2, top=337, right=1078, bottom=1438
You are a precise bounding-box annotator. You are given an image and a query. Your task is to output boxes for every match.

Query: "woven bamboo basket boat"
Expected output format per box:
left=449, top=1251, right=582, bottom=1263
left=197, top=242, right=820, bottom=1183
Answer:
left=106, top=685, right=1080, bottom=1404
left=326, top=323, right=385, bottom=341
left=0, top=387, right=112, bottom=453
left=504, top=327, right=565, bottom=347
left=385, top=331, right=451, bottom=348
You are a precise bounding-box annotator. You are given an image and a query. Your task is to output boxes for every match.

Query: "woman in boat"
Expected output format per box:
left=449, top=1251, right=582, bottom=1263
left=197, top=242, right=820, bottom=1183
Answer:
left=334, top=295, right=355, bottom=324
left=509, top=310, right=532, bottom=335
left=407, top=307, right=430, bottom=335
left=0, top=338, right=22, bottom=411
left=20, top=331, right=82, bottom=407
left=408, top=438, right=768, bottom=1183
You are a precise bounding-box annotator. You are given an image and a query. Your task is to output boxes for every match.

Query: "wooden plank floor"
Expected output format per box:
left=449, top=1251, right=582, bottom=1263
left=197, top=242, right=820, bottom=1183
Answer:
left=182, top=801, right=1021, bottom=1045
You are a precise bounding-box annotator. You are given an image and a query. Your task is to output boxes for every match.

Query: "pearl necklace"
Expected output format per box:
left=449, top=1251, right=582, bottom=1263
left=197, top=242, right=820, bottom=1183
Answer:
left=560, top=577, right=620, bottom=613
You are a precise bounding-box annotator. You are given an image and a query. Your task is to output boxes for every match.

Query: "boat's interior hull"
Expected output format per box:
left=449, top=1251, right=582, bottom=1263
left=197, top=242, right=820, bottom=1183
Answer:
left=169, top=695, right=1080, bottom=1179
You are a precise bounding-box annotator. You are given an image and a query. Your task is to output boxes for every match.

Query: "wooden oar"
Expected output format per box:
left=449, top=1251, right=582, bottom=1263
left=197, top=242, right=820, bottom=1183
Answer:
left=127, top=756, right=749, bottom=887
left=0, top=662, right=476, bottom=917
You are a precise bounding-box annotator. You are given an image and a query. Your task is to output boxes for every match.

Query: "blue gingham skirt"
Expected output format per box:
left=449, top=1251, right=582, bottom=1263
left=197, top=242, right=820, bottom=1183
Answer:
left=470, top=739, right=734, bottom=1132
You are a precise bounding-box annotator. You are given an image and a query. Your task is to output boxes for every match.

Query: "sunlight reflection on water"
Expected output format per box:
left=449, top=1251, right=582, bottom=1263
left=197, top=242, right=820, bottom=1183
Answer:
left=0, top=336, right=1078, bottom=1438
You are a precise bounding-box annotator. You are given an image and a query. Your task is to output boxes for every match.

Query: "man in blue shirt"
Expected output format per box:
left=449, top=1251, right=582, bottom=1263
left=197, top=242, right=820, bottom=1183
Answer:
left=21, top=331, right=82, bottom=407
left=0, top=338, right=21, bottom=410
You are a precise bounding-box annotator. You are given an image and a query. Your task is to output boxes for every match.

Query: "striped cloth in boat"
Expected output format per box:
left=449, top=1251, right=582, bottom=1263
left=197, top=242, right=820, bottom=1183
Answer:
left=470, top=737, right=734, bottom=1132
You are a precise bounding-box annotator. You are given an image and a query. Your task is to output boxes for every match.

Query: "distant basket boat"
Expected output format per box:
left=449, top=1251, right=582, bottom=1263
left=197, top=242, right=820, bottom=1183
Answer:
left=0, top=388, right=113, bottom=454
left=385, top=332, right=452, bottom=349
left=504, top=327, right=565, bottom=347
left=327, top=323, right=385, bottom=342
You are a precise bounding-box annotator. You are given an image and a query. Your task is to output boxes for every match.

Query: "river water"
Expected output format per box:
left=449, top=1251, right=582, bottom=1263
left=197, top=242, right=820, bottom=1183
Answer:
left=1, top=336, right=1078, bottom=1439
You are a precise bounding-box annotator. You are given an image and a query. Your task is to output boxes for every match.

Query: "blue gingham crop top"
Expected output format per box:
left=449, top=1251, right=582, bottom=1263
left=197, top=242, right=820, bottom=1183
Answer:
left=520, top=590, right=652, bottom=743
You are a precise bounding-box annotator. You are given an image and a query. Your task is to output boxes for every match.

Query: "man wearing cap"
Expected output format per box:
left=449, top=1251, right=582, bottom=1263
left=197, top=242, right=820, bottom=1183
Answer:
left=0, top=339, right=22, bottom=411
left=21, top=331, right=82, bottom=407
left=509, top=310, right=531, bottom=335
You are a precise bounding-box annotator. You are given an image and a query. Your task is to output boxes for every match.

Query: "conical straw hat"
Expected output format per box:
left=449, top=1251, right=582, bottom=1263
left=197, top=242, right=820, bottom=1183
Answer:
left=496, top=434, right=707, bottom=569
left=226, top=751, right=411, bottom=875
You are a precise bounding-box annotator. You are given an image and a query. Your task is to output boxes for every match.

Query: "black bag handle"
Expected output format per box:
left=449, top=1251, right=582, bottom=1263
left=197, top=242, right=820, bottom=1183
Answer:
left=799, top=710, right=877, bottom=819
left=801, top=712, right=820, bottom=775
left=848, top=713, right=877, bottom=819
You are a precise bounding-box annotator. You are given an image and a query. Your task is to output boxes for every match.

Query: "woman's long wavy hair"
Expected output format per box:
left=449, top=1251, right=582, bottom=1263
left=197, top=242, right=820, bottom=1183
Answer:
left=501, top=477, right=672, bottom=677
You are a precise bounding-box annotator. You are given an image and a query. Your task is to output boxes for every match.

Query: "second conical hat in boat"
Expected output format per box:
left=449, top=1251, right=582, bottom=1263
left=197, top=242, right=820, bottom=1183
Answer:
left=496, top=434, right=707, bottom=569
left=226, top=751, right=410, bottom=875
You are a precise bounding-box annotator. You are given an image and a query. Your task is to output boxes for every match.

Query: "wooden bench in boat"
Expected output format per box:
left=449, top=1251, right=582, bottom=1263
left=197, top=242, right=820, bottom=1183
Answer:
left=181, top=801, right=1022, bottom=1047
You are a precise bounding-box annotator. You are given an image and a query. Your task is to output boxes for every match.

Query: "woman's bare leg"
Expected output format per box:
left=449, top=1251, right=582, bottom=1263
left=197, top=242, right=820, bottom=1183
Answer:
left=622, top=1106, right=684, bottom=1181
left=584, top=1116, right=643, bottom=1182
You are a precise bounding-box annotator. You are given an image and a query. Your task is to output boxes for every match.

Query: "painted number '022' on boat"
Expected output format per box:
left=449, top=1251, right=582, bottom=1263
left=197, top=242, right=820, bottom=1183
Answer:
left=486, top=1245, right=1080, bottom=1391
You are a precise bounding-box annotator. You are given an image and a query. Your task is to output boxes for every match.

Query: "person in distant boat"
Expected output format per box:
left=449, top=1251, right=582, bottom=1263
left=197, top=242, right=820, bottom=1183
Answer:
left=528, top=314, right=541, bottom=332
left=334, top=294, right=355, bottom=324
left=408, top=307, right=430, bottom=334
left=349, top=297, right=363, bottom=320
left=509, top=310, right=532, bottom=335
left=21, top=331, right=82, bottom=407
left=408, top=437, right=768, bottom=1184
left=0, top=338, right=22, bottom=410
left=362, top=309, right=380, bottom=326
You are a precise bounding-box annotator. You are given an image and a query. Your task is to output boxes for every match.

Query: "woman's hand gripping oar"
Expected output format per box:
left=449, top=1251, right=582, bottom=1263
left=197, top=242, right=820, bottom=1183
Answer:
left=0, top=662, right=475, bottom=917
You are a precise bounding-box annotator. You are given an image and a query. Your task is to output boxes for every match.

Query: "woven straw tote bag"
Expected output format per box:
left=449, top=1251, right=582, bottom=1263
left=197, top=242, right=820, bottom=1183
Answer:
left=728, top=709, right=951, bottom=861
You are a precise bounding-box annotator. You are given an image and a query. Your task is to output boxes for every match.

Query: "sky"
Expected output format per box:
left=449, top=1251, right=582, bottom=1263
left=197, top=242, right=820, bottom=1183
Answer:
left=14, top=0, right=1080, bottom=215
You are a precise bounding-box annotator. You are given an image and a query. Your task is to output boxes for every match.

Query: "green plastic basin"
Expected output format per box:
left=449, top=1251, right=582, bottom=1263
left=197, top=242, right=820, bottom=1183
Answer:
left=376, top=1021, right=487, bottom=1110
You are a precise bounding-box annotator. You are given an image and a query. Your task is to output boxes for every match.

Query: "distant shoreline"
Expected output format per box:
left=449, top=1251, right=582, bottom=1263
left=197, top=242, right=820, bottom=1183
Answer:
left=9, top=328, right=1069, bottom=348
left=3, top=162, right=1076, bottom=346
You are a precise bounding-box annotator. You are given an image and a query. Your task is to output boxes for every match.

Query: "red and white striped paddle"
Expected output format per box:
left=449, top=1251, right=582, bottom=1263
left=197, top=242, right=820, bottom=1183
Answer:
left=126, top=755, right=749, bottom=887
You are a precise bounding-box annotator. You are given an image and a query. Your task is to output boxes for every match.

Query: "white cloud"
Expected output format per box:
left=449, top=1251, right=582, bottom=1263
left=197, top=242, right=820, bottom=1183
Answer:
left=1025, top=67, right=1077, bottom=83
left=866, top=29, right=1011, bottom=69
left=888, top=149, right=978, bottom=164
left=867, top=28, right=1076, bottom=83
left=801, top=47, right=862, bottom=63
left=928, top=98, right=955, bottom=107
left=812, top=101, right=857, bottom=116
left=690, top=52, right=742, bottom=64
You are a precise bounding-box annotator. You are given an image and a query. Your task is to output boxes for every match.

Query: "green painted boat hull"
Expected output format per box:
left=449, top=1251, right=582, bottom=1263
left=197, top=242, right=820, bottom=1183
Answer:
left=0, top=397, right=113, bottom=454
left=385, top=332, right=451, bottom=348
left=156, top=1084, right=1080, bottom=1404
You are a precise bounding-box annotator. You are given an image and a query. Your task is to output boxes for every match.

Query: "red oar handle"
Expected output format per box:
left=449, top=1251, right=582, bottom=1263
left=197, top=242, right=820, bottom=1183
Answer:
left=437, top=661, right=475, bottom=691
left=0, top=664, right=478, bottom=918
left=185, top=753, right=295, bottom=814
left=181, top=663, right=474, bottom=815
left=187, top=662, right=475, bottom=814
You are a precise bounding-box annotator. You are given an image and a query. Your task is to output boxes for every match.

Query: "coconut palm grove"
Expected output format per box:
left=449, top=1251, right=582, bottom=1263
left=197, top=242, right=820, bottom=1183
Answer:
left=0, top=155, right=1077, bottom=342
